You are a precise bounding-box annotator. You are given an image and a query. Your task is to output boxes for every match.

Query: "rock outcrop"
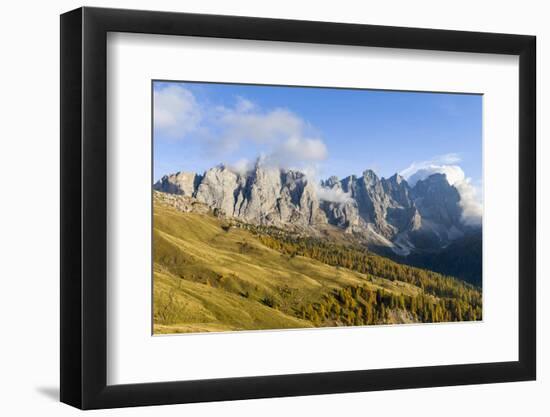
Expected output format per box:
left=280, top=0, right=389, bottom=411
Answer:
left=154, top=161, right=479, bottom=254
left=156, top=163, right=326, bottom=230
left=154, top=171, right=202, bottom=196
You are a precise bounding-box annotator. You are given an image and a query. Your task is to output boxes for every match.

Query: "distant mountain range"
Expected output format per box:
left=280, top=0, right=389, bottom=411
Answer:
left=154, top=160, right=482, bottom=285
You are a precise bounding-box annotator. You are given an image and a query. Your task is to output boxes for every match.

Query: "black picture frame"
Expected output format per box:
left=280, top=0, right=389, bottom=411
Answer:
left=60, top=6, right=536, bottom=410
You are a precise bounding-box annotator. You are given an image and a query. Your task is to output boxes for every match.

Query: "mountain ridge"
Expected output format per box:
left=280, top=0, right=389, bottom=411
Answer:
left=154, top=161, right=480, bottom=257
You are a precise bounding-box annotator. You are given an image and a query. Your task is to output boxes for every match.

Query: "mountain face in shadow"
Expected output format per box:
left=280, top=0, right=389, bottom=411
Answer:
left=390, top=229, right=482, bottom=286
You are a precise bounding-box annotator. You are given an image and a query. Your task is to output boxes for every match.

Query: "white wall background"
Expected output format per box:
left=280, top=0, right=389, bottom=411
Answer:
left=0, top=0, right=546, bottom=415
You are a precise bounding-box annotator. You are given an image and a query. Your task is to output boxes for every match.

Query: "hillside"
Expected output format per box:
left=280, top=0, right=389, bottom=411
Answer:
left=153, top=192, right=481, bottom=334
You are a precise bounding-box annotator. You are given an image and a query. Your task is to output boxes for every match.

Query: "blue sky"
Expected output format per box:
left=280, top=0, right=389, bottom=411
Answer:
left=153, top=81, right=482, bottom=186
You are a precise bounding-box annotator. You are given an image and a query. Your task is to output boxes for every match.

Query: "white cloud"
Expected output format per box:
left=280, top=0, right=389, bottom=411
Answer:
left=400, top=154, right=482, bottom=226
left=228, top=158, right=253, bottom=175
left=292, top=165, right=351, bottom=204
left=399, top=153, right=462, bottom=185
left=218, top=107, right=303, bottom=145
left=270, top=136, right=328, bottom=165
left=406, top=165, right=466, bottom=187
left=235, top=96, right=255, bottom=113
left=213, top=99, right=328, bottom=167
left=154, top=84, right=327, bottom=171
left=154, top=85, right=201, bottom=140
left=316, top=185, right=352, bottom=203
left=455, top=178, right=483, bottom=226
left=153, top=88, right=327, bottom=169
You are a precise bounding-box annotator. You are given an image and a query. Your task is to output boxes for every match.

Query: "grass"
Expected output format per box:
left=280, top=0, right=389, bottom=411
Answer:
left=153, top=200, right=425, bottom=334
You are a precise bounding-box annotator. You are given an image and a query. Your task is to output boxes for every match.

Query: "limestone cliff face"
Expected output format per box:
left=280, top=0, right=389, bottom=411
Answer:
left=323, top=170, right=418, bottom=241
left=194, top=166, right=242, bottom=218
left=156, top=163, right=325, bottom=229
left=154, top=171, right=202, bottom=196
left=154, top=162, right=477, bottom=254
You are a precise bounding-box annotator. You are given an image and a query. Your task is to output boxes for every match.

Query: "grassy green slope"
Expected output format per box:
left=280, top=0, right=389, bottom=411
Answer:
left=153, top=202, right=423, bottom=334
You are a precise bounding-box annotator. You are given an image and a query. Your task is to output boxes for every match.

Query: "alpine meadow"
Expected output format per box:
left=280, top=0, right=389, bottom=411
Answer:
left=152, top=81, right=483, bottom=334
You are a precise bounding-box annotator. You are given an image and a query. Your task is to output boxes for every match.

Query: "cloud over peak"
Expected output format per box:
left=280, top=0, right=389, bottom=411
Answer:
left=316, top=185, right=352, bottom=203
left=400, top=154, right=482, bottom=226
left=154, top=84, right=328, bottom=170
left=215, top=103, right=327, bottom=166
left=399, top=153, right=463, bottom=186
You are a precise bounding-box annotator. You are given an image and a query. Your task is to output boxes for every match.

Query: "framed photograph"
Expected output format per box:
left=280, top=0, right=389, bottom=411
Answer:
left=60, top=6, right=536, bottom=409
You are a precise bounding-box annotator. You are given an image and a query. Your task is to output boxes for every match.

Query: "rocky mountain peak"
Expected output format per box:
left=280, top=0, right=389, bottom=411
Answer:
left=417, top=172, right=448, bottom=185
left=409, top=172, right=463, bottom=247
left=388, top=173, right=405, bottom=185
left=322, top=175, right=340, bottom=187
left=154, top=171, right=202, bottom=196
left=362, top=169, right=380, bottom=184
left=413, top=173, right=457, bottom=200
left=154, top=166, right=478, bottom=255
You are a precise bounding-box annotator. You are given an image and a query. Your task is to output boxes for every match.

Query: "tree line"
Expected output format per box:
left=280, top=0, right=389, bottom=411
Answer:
left=299, top=285, right=481, bottom=327
left=254, top=232, right=480, bottom=300
left=233, top=223, right=482, bottom=325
